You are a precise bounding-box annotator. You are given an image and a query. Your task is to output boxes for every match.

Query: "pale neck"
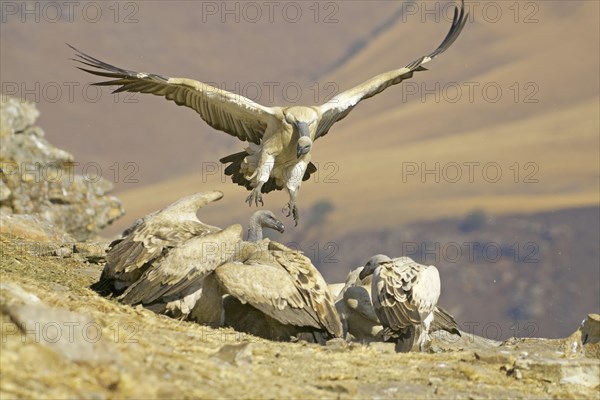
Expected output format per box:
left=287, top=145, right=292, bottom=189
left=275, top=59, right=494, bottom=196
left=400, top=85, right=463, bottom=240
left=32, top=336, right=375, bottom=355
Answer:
left=247, top=217, right=262, bottom=242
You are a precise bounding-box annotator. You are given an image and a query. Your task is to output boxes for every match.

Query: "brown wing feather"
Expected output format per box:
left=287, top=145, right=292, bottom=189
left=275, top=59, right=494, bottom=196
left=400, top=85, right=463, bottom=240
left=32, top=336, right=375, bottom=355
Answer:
left=376, top=261, right=426, bottom=332
left=432, top=306, right=461, bottom=336
left=220, top=151, right=317, bottom=194
left=269, top=241, right=343, bottom=337
left=215, top=262, right=322, bottom=329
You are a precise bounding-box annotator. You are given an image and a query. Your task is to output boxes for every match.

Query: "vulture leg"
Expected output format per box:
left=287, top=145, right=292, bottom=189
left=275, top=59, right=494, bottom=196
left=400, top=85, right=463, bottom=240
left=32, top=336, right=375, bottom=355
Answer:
left=246, top=153, right=275, bottom=207
left=417, top=312, right=434, bottom=351
left=246, top=185, right=264, bottom=207
left=282, top=160, right=306, bottom=226
left=282, top=195, right=299, bottom=226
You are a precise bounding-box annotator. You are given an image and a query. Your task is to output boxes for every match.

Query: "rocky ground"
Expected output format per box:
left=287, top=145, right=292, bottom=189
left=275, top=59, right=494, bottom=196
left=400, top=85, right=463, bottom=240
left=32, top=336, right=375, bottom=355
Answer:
left=1, top=232, right=599, bottom=399
left=1, top=97, right=598, bottom=399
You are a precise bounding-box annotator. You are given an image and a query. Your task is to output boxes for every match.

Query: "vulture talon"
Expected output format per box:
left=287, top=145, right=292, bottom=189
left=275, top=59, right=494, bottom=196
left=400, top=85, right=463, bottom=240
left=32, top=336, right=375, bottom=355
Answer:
left=246, top=189, right=263, bottom=208
left=292, top=204, right=299, bottom=226
left=282, top=202, right=299, bottom=226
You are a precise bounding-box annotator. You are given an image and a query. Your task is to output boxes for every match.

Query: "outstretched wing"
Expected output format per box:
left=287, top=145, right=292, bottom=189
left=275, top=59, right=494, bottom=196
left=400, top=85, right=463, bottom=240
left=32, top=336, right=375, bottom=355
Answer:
left=69, top=45, right=280, bottom=145
left=315, top=0, right=468, bottom=139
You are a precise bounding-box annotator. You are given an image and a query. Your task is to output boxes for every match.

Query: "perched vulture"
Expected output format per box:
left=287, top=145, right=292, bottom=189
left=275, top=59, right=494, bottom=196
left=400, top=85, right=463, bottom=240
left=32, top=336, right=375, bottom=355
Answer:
left=90, top=191, right=223, bottom=295
left=69, top=0, right=468, bottom=225
left=337, top=265, right=460, bottom=344
left=218, top=240, right=343, bottom=342
left=117, top=210, right=285, bottom=324
left=360, top=255, right=454, bottom=352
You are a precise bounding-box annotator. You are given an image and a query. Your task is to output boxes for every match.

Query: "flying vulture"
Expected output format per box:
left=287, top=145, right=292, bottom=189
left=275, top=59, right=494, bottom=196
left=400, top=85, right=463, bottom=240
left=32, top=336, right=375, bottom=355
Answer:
left=70, top=1, right=467, bottom=225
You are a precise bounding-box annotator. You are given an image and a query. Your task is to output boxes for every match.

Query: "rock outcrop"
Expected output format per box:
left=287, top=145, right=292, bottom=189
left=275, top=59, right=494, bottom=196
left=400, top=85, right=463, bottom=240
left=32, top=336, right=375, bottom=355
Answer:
left=0, top=96, right=123, bottom=241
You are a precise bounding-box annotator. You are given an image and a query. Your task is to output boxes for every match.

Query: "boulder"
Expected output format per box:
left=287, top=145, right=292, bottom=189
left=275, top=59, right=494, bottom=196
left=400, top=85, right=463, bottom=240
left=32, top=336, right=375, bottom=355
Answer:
left=0, top=96, right=123, bottom=240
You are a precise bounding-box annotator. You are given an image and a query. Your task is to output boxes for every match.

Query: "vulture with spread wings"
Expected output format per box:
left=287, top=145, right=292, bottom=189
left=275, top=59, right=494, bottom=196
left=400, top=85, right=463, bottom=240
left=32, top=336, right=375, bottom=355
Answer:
left=70, top=1, right=467, bottom=225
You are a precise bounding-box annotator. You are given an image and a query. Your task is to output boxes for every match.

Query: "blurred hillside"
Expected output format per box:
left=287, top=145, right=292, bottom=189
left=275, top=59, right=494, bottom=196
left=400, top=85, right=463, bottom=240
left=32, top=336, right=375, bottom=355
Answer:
left=317, top=206, right=600, bottom=340
left=1, top=1, right=598, bottom=237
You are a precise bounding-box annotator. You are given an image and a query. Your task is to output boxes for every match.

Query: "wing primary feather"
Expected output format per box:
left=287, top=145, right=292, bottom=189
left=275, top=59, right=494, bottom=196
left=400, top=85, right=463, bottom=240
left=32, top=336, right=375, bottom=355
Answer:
left=315, top=0, right=468, bottom=140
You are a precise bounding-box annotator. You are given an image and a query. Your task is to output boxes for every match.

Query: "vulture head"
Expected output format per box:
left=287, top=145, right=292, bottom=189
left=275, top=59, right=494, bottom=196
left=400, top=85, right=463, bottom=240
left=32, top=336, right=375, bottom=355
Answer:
left=284, top=107, right=318, bottom=158
left=297, top=136, right=312, bottom=158
left=360, top=254, right=392, bottom=280
left=247, top=210, right=285, bottom=242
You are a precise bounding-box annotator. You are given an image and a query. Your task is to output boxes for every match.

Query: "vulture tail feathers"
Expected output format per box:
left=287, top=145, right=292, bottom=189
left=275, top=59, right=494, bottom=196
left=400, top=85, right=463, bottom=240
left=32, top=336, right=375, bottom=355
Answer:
left=432, top=306, right=461, bottom=336
left=220, top=151, right=317, bottom=194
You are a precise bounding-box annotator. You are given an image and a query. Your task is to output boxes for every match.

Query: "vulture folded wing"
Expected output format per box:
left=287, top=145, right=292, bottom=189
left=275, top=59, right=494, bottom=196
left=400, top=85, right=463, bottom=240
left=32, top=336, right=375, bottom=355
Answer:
left=375, top=260, right=427, bottom=331
left=268, top=241, right=343, bottom=337
left=103, top=190, right=224, bottom=277
left=432, top=306, right=461, bottom=336
left=215, top=261, right=322, bottom=329
left=315, top=0, right=468, bottom=139
left=69, top=45, right=280, bottom=145
left=118, top=224, right=242, bottom=306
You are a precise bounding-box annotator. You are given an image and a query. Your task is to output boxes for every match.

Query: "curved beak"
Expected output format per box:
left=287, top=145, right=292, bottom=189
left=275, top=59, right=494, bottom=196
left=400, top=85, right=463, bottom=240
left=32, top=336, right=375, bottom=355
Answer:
left=358, top=267, right=370, bottom=280
left=297, top=145, right=309, bottom=158
left=272, top=221, right=285, bottom=234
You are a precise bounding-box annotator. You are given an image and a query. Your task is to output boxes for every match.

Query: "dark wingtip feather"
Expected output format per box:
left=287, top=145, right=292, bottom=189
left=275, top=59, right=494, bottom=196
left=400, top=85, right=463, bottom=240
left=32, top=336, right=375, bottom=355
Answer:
left=402, top=0, right=468, bottom=74
left=69, top=44, right=169, bottom=84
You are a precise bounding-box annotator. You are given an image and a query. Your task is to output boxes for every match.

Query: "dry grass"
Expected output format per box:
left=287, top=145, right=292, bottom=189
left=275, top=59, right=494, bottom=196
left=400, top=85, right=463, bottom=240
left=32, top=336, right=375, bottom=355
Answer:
left=1, top=233, right=598, bottom=399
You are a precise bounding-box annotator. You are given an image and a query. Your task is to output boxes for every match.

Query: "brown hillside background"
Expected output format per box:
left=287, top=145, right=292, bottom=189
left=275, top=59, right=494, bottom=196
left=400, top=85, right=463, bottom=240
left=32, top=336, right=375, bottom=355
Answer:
left=1, top=1, right=598, bottom=338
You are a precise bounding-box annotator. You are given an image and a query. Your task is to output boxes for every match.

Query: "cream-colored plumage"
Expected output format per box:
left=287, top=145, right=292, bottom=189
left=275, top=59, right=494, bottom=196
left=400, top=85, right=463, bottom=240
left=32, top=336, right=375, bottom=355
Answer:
left=70, top=1, right=467, bottom=225
left=360, top=255, right=442, bottom=352
left=336, top=266, right=460, bottom=345
left=91, top=191, right=223, bottom=295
